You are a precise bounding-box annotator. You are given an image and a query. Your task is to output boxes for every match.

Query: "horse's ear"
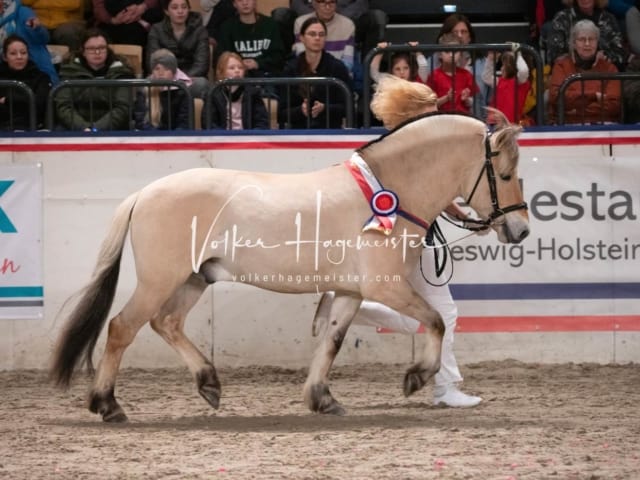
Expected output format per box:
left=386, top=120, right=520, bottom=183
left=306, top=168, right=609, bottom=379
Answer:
left=486, top=107, right=509, bottom=129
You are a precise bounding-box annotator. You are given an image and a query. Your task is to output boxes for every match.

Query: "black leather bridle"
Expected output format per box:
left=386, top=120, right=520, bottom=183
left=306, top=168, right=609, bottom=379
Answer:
left=461, top=135, right=529, bottom=230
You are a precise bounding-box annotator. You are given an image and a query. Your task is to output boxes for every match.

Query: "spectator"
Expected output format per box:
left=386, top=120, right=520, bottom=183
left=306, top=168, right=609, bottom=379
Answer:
left=623, top=56, right=640, bottom=122
left=55, top=28, right=135, bottom=130
left=606, top=0, right=634, bottom=30
left=546, top=0, right=625, bottom=68
left=147, top=0, right=210, bottom=98
left=199, top=0, right=234, bottom=48
left=292, top=0, right=355, bottom=77
left=369, top=41, right=429, bottom=84
left=0, top=0, right=58, bottom=83
left=548, top=19, right=620, bottom=124
left=626, top=1, right=640, bottom=57
left=203, top=51, right=268, bottom=129
left=0, top=34, right=51, bottom=130
left=217, top=0, right=285, bottom=78
left=93, top=0, right=163, bottom=47
left=526, top=0, right=564, bottom=49
left=482, top=49, right=531, bottom=124
left=136, top=48, right=191, bottom=129
left=436, top=13, right=488, bottom=118
left=278, top=17, right=352, bottom=129
left=288, top=0, right=386, bottom=59
left=21, top=0, right=85, bottom=50
left=427, top=33, right=479, bottom=114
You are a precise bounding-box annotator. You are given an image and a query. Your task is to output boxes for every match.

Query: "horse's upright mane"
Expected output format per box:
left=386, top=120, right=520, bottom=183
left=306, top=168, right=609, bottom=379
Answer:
left=359, top=111, right=484, bottom=154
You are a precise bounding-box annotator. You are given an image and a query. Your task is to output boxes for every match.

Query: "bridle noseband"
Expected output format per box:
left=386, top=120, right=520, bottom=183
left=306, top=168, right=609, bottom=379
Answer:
left=462, top=135, right=528, bottom=230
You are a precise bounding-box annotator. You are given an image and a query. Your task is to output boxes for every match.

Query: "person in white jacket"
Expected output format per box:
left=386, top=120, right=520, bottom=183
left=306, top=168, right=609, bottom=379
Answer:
left=312, top=75, right=484, bottom=408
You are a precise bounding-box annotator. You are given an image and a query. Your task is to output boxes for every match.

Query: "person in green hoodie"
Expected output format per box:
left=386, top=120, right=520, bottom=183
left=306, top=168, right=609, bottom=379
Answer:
left=217, top=0, right=285, bottom=78
left=55, top=28, right=135, bottom=131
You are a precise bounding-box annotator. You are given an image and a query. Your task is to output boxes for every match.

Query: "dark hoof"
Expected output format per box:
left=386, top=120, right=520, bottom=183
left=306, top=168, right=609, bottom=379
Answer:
left=308, top=383, right=347, bottom=415
left=403, top=364, right=428, bottom=397
left=197, top=364, right=221, bottom=409
left=88, top=388, right=128, bottom=423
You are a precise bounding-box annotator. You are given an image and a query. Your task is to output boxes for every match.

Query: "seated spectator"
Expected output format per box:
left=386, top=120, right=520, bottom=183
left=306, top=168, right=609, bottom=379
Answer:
left=548, top=19, right=621, bottom=124
left=0, top=0, right=58, bottom=83
left=526, top=0, right=564, bottom=49
left=622, top=56, right=640, bottom=122
left=546, top=0, right=625, bottom=68
left=278, top=17, right=352, bottom=129
left=93, top=0, right=163, bottom=48
left=482, top=49, right=531, bottom=124
left=203, top=51, right=268, bottom=129
left=369, top=41, right=429, bottom=84
left=436, top=13, right=488, bottom=118
left=626, top=1, right=640, bottom=57
left=427, top=33, right=478, bottom=114
left=199, top=0, right=234, bottom=48
left=135, top=48, right=191, bottom=129
left=21, top=0, right=85, bottom=50
left=55, top=28, right=136, bottom=130
left=147, top=0, right=210, bottom=98
left=217, top=0, right=285, bottom=79
left=288, top=0, right=386, bottom=59
left=293, top=0, right=355, bottom=77
left=0, top=34, right=51, bottom=130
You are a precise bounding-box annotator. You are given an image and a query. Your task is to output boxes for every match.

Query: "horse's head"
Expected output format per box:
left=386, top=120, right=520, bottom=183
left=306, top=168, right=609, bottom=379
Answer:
left=465, top=109, right=530, bottom=244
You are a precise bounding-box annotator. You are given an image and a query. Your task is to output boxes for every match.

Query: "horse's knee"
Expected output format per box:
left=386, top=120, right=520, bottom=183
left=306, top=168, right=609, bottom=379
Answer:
left=106, top=314, right=137, bottom=349
left=150, top=314, right=181, bottom=342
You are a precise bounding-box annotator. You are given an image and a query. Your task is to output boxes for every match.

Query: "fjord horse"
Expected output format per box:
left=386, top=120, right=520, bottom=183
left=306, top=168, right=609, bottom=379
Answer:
left=51, top=111, right=529, bottom=421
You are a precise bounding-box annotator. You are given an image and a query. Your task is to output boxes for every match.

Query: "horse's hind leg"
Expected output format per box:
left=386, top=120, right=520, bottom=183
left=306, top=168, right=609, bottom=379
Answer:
left=149, top=274, right=221, bottom=409
left=303, top=293, right=361, bottom=415
left=89, top=283, right=175, bottom=422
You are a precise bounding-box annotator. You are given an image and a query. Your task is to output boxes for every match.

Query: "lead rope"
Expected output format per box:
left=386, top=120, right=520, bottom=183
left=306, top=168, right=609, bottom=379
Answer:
left=419, top=221, right=455, bottom=287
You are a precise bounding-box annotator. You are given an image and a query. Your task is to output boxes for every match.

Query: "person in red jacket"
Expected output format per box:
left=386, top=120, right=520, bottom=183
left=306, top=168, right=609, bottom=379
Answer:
left=426, top=33, right=478, bottom=114
left=548, top=19, right=621, bottom=125
left=482, top=48, right=531, bottom=124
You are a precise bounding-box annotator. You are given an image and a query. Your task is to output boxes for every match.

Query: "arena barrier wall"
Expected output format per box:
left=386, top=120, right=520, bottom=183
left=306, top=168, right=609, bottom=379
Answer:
left=0, top=128, right=638, bottom=370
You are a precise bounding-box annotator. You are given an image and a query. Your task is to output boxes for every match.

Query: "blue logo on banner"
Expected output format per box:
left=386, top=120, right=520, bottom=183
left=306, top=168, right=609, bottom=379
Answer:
left=0, top=180, right=17, bottom=233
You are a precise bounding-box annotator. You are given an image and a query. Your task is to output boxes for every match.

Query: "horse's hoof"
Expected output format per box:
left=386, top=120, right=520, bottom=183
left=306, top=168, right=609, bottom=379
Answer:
left=103, top=408, right=128, bottom=423
left=307, top=383, right=345, bottom=415
left=319, top=401, right=346, bottom=416
left=197, top=364, right=221, bottom=409
left=403, top=365, right=428, bottom=397
left=88, top=388, right=128, bottom=422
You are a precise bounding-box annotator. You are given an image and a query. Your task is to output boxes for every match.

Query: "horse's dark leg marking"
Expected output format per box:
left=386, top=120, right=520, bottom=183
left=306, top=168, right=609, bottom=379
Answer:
left=403, top=364, right=431, bottom=397
left=196, top=362, right=221, bottom=409
left=88, top=387, right=128, bottom=423
left=308, top=384, right=346, bottom=415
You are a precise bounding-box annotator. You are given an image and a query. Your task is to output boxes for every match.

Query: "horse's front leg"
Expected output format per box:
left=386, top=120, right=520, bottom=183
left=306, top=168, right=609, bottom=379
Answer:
left=366, top=284, right=446, bottom=397
left=303, top=292, right=362, bottom=415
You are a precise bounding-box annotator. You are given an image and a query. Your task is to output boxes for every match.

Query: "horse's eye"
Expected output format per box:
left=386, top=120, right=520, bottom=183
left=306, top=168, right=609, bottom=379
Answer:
left=500, top=174, right=512, bottom=181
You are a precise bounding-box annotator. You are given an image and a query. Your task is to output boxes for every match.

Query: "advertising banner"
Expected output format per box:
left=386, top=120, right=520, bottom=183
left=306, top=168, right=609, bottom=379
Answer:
left=0, top=164, right=43, bottom=319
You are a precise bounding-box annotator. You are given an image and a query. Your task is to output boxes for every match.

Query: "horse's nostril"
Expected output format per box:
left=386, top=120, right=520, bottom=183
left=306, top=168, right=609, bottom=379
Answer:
left=518, top=228, right=530, bottom=242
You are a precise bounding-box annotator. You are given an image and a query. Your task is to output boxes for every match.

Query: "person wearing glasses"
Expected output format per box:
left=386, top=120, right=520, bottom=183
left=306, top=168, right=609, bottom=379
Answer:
left=548, top=19, right=620, bottom=124
left=278, top=17, right=352, bottom=128
left=55, top=28, right=136, bottom=131
left=292, top=0, right=355, bottom=76
left=546, top=0, right=624, bottom=68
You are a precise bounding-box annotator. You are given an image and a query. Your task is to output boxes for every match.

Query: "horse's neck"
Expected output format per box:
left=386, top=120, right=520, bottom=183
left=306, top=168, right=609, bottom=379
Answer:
left=364, top=136, right=465, bottom=223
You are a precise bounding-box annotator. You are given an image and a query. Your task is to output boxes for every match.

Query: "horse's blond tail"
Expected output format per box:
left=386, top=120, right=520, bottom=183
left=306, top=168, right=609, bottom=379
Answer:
left=50, top=192, right=139, bottom=388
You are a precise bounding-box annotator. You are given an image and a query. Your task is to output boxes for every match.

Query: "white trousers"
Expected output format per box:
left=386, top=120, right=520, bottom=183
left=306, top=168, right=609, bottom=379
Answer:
left=352, top=248, right=463, bottom=387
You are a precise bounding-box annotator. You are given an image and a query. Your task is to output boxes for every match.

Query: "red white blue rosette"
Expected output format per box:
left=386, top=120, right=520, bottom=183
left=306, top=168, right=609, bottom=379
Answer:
left=370, top=189, right=399, bottom=216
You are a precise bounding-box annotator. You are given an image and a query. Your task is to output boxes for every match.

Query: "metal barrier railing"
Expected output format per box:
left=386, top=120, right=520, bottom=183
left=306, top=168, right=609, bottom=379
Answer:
left=0, top=80, right=38, bottom=131
left=203, top=77, right=354, bottom=130
left=361, top=43, right=545, bottom=127
left=46, top=79, right=194, bottom=131
left=556, top=72, right=640, bottom=125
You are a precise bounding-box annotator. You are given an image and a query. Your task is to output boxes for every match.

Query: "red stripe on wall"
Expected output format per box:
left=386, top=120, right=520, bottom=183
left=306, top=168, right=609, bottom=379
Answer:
left=376, top=315, right=640, bottom=333
left=0, top=141, right=366, bottom=152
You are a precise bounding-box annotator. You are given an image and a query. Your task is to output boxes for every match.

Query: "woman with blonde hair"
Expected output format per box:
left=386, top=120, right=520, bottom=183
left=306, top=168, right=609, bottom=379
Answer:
left=314, top=75, right=484, bottom=408
left=546, top=0, right=625, bottom=68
